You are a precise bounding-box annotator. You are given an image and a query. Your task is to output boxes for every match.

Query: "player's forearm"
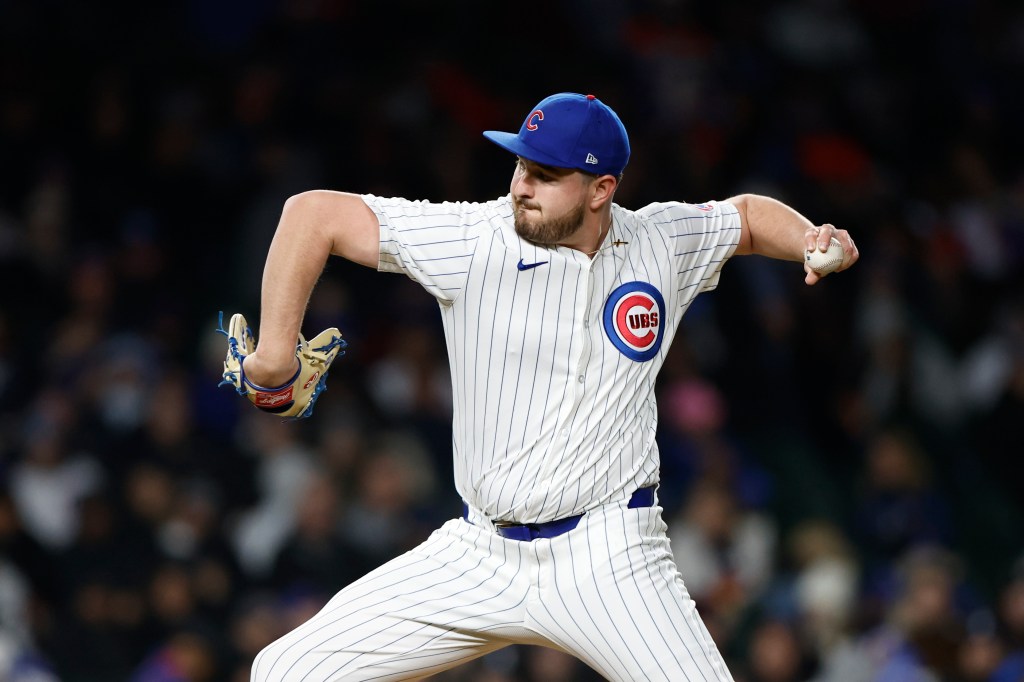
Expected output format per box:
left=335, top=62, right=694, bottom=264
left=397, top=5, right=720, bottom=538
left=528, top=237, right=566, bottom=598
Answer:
left=255, top=194, right=335, bottom=367
left=728, top=193, right=814, bottom=261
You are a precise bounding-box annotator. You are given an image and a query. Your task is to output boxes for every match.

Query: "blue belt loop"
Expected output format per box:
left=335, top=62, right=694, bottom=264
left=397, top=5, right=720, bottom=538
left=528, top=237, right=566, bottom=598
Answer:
left=463, top=486, right=655, bottom=542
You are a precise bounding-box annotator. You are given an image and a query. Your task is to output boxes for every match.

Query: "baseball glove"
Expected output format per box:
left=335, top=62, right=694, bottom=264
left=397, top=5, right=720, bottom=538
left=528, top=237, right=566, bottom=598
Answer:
left=217, top=312, right=346, bottom=419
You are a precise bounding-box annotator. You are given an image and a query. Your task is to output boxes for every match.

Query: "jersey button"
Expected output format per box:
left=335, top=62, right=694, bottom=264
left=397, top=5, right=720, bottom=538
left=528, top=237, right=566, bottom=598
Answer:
left=584, top=319, right=590, bottom=328
left=577, top=375, right=584, bottom=383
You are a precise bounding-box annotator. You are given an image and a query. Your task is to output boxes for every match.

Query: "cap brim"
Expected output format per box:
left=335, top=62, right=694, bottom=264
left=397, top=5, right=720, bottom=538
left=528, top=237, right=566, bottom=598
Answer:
left=482, top=131, right=576, bottom=171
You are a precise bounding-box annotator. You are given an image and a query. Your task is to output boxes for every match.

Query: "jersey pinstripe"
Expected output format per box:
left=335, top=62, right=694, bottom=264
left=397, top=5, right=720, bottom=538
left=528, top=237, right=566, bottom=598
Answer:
left=370, top=194, right=741, bottom=524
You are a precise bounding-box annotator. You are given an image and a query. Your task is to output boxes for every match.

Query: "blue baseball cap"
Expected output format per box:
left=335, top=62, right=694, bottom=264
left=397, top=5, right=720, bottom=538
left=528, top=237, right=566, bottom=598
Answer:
left=483, top=93, right=630, bottom=177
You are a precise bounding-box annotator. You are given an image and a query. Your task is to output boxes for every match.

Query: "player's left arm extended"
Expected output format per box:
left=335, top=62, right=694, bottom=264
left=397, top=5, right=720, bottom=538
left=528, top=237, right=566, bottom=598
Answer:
left=727, top=193, right=858, bottom=285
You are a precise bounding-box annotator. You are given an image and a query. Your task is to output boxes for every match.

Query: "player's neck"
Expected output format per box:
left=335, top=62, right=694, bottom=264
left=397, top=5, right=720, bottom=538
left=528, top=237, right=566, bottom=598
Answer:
left=560, top=213, right=611, bottom=259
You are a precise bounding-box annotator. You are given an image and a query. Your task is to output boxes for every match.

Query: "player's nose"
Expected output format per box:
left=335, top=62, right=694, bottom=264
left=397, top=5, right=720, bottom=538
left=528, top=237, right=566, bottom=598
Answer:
left=512, top=172, right=534, bottom=199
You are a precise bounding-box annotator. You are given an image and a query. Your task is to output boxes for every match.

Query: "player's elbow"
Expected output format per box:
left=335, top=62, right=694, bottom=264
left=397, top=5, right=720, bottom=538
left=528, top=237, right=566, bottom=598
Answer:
left=279, top=190, right=335, bottom=244
left=282, top=189, right=340, bottom=219
left=282, top=190, right=380, bottom=268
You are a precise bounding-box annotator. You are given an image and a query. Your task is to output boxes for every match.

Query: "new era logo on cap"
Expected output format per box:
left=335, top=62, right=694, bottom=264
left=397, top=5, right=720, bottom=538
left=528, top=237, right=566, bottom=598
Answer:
left=483, top=93, right=630, bottom=177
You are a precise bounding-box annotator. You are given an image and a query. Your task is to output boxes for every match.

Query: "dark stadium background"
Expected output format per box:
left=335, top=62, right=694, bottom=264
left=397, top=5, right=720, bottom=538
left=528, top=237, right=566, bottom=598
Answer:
left=1, top=1, right=1022, bottom=680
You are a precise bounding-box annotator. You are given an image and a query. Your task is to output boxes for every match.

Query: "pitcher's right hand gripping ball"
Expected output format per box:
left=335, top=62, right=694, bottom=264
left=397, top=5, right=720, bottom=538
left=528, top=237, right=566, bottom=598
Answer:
left=217, top=312, right=346, bottom=419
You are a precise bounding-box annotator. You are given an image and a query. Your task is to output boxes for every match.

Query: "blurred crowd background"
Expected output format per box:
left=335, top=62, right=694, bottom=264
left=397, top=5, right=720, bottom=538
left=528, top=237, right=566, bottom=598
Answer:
left=2, top=1, right=1023, bottom=681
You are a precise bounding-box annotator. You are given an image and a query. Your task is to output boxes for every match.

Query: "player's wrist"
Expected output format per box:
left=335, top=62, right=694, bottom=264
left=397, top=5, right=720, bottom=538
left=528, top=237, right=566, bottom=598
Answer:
left=252, top=336, right=298, bottom=364
left=243, top=353, right=300, bottom=389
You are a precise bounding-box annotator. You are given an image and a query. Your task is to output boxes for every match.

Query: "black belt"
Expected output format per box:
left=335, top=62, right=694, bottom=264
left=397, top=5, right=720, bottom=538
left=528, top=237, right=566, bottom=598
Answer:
left=463, top=486, right=656, bottom=542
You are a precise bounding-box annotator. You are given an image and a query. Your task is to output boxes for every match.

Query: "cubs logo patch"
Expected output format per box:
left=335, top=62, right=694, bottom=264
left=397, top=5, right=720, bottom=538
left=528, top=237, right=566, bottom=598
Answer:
left=603, top=282, right=666, bottom=362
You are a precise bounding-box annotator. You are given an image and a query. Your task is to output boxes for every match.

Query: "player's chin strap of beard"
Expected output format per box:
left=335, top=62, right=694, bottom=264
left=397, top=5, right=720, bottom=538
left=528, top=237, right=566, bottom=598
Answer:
left=462, top=486, right=655, bottom=542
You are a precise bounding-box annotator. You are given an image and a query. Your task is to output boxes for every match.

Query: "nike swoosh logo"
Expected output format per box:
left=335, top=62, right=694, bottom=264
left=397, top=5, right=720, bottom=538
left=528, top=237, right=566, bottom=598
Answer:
left=517, top=259, right=548, bottom=271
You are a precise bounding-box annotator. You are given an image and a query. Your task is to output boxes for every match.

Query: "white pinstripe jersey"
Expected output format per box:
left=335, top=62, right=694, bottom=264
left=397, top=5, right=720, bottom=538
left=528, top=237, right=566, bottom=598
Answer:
left=366, top=194, right=741, bottom=524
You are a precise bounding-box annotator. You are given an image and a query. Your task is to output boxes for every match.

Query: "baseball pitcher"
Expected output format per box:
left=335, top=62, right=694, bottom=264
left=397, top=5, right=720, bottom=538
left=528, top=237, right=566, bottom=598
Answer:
left=222, top=92, right=858, bottom=681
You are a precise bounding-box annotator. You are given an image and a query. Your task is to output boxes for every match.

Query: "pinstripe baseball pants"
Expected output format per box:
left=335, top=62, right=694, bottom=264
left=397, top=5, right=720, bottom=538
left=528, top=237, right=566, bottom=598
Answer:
left=251, top=500, right=734, bottom=681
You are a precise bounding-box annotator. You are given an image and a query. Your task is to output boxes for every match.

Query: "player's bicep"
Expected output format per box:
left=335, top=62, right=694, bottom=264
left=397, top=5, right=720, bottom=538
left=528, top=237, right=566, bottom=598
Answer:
left=282, top=190, right=380, bottom=268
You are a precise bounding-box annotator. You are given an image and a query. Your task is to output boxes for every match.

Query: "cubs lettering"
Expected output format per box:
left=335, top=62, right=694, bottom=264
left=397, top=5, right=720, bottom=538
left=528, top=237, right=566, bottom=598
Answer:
left=627, top=311, right=658, bottom=330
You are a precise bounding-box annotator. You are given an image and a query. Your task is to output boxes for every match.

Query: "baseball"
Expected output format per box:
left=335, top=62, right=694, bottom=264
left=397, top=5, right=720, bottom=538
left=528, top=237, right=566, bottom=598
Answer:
left=805, top=237, right=844, bottom=274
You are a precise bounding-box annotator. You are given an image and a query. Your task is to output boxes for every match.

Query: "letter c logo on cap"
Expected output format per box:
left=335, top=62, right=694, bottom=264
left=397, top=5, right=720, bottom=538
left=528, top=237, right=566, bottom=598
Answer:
left=526, top=110, right=544, bottom=131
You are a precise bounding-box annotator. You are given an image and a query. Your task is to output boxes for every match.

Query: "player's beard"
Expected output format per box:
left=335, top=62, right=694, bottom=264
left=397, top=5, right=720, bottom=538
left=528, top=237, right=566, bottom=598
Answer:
left=513, top=197, right=586, bottom=247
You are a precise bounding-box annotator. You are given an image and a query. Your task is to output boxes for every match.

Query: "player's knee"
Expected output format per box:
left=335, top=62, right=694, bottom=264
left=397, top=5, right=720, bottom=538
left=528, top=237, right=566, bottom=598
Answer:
left=251, top=636, right=370, bottom=682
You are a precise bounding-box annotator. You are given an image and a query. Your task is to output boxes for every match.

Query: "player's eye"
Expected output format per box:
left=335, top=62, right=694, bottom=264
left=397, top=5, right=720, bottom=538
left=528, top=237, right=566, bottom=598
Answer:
left=515, top=158, right=553, bottom=182
left=529, top=166, right=551, bottom=182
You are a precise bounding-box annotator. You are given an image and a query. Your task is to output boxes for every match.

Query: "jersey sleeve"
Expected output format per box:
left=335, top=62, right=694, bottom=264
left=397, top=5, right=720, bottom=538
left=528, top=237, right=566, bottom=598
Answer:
left=638, top=200, right=742, bottom=295
left=362, top=194, right=487, bottom=304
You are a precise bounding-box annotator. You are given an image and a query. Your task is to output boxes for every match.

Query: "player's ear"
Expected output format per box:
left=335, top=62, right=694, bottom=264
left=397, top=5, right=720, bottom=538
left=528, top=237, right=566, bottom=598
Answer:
left=588, top=174, right=617, bottom=209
